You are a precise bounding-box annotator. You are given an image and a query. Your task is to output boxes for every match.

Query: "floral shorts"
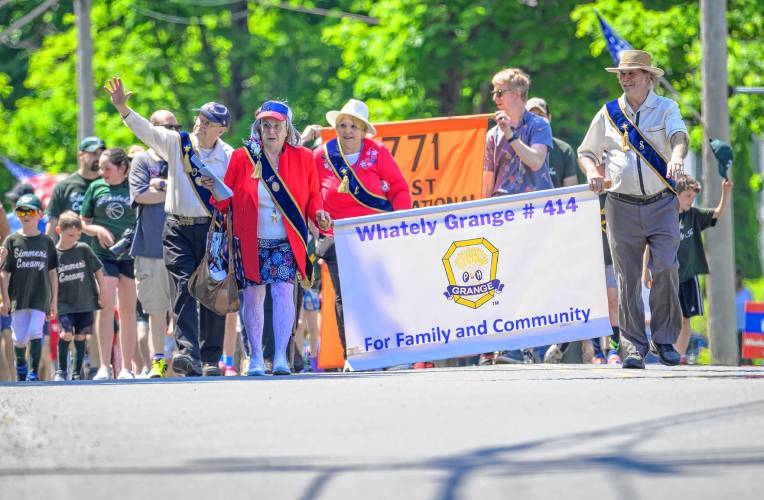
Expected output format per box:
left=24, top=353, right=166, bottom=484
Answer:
left=257, top=238, right=295, bottom=285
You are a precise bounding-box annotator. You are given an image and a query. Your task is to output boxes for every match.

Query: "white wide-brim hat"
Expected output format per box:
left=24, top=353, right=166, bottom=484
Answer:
left=326, top=99, right=377, bottom=136
left=605, top=49, right=664, bottom=77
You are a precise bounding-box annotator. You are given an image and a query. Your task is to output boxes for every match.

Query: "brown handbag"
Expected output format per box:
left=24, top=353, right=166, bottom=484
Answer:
left=188, top=209, right=240, bottom=315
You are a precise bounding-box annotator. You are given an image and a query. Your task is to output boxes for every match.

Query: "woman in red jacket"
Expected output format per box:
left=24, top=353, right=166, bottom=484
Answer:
left=211, top=101, right=331, bottom=376
left=306, top=99, right=412, bottom=362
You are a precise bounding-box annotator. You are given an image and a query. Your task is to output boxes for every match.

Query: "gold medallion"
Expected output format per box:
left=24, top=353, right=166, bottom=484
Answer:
left=272, top=182, right=280, bottom=192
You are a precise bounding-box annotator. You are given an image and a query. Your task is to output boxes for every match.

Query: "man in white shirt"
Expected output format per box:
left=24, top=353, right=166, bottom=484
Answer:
left=105, top=77, right=233, bottom=377
left=578, top=50, right=688, bottom=369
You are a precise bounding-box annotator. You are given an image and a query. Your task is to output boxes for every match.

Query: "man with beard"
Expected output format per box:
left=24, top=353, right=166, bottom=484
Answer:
left=46, top=136, right=105, bottom=246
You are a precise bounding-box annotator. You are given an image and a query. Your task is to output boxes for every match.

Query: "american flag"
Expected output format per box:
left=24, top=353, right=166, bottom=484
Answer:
left=596, top=11, right=634, bottom=65
left=1, top=156, right=66, bottom=206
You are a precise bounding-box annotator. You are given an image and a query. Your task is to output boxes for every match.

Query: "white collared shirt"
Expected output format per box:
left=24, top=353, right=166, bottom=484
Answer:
left=577, top=90, right=688, bottom=196
left=124, top=111, right=233, bottom=217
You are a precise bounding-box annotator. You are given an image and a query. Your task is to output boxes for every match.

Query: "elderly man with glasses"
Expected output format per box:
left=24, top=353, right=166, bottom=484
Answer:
left=105, top=77, right=234, bottom=377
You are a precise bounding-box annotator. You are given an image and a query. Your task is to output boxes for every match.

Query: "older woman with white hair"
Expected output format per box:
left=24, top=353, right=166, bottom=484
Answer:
left=211, top=100, right=331, bottom=376
left=307, top=98, right=412, bottom=360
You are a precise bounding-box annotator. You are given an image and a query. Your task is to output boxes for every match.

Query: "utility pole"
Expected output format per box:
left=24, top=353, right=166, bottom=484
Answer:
left=701, top=0, right=737, bottom=364
left=74, top=0, right=94, bottom=143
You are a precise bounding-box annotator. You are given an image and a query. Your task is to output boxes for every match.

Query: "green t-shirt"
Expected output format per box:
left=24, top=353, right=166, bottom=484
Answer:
left=80, top=179, right=136, bottom=262
left=46, top=172, right=97, bottom=246
left=548, top=137, right=579, bottom=188
left=2, top=232, right=58, bottom=313
left=678, top=206, right=717, bottom=282
left=57, top=242, right=103, bottom=315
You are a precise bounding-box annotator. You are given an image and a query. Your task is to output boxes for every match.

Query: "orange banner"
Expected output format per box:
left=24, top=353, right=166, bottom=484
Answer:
left=318, top=261, right=345, bottom=370
left=321, top=115, right=489, bottom=208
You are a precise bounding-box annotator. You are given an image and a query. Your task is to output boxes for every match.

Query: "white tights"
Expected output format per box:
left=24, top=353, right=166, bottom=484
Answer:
left=240, top=283, right=295, bottom=363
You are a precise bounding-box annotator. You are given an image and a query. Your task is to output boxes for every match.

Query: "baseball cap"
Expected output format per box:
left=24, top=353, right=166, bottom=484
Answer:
left=525, top=97, right=548, bottom=115
left=256, top=100, right=293, bottom=122
left=710, top=138, right=732, bottom=179
left=79, top=136, right=106, bottom=152
left=193, top=102, right=231, bottom=127
left=15, top=193, right=43, bottom=211
left=5, top=182, right=35, bottom=202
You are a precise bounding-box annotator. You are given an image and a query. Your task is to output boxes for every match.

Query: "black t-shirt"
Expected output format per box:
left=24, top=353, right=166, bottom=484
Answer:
left=57, top=242, right=103, bottom=314
left=46, top=172, right=97, bottom=246
left=678, top=207, right=717, bottom=282
left=2, top=232, right=58, bottom=313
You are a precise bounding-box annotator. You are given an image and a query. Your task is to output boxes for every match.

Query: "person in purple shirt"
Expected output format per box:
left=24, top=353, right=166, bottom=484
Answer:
left=481, top=67, right=554, bottom=365
left=482, top=67, right=554, bottom=197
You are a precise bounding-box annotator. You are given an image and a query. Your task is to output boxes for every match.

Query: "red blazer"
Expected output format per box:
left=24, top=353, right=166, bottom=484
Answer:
left=313, top=138, right=412, bottom=235
left=212, top=144, right=323, bottom=284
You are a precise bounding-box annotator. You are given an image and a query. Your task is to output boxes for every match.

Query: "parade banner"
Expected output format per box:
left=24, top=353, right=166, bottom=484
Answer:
left=322, top=115, right=488, bottom=208
left=333, top=185, right=609, bottom=370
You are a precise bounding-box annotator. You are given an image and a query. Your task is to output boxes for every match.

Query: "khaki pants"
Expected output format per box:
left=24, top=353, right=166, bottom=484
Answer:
left=134, top=256, right=173, bottom=315
left=606, top=193, right=682, bottom=356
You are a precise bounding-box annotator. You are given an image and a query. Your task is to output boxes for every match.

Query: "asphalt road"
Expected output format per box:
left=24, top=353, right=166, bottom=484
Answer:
left=1, top=364, right=763, bottom=500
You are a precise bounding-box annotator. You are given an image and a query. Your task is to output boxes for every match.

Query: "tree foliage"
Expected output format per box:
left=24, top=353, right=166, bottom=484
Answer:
left=0, top=0, right=761, bottom=275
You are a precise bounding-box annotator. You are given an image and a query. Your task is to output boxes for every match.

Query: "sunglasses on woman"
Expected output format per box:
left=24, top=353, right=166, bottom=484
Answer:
left=15, top=208, right=39, bottom=217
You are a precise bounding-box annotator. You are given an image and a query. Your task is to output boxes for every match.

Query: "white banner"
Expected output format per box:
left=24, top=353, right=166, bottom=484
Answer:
left=333, top=185, right=609, bottom=370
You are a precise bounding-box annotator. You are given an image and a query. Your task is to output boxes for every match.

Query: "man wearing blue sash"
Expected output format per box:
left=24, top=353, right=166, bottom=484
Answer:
left=105, top=77, right=234, bottom=377
left=578, top=50, right=689, bottom=369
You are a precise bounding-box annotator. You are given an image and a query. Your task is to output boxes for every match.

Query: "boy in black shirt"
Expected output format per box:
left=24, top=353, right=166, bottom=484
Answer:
left=1, top=194, right=58, bottom=381
left=644, top=175, right=733, bottom=361
left=54, top=211, right=105, bottom=381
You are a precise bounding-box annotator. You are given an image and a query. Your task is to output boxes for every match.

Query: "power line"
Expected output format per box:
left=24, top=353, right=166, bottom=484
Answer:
left=132, top=1, right=378, bottom=26
left=0, top=0, right=59, bottom=44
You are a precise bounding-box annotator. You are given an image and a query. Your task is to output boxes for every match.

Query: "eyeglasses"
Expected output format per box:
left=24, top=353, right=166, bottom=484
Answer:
left=161, top=124, right=182, bottom=131
left=198, top=117, right=223, bottom=129
left=491, top=88, right=513, bottom=98
left=15, top=208, right=38, bottom=217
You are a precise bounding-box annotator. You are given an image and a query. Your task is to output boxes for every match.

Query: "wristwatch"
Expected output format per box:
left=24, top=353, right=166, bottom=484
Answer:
left=158, top=180, right=167, bottom=191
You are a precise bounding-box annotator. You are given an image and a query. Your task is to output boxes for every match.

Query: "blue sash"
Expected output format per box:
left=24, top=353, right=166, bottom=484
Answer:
left=244, top=144, right=313, bottom=288
left=324, top=138, right=393, bottom=212
left=179, top=132, right=215, bottom=216
left=604, top=99, right=676, bottom=192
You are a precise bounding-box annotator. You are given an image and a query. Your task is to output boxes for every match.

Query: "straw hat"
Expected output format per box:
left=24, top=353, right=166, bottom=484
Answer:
left=606, top=50, right=664, bottom=77
left=326, top=99, right=377, bottom=136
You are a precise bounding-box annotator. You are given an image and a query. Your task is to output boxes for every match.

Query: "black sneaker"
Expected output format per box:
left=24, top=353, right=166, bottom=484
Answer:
left=172, top=353, right=202, bottom=377
left=622, top=352, right=645, bottom=369
left=202, top=363, right=222, bottom=376
left=652, top=342, right=681, bottom=366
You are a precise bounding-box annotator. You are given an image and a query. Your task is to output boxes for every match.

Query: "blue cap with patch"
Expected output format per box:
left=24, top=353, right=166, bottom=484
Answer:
left=193, top=102, right=231, bottom=127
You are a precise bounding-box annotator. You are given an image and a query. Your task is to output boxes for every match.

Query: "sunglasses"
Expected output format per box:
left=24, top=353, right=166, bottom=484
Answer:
left=15, top=208, right=39, bottom=217
left=491, top=88, right=513, bottom=98
left=162, top=124, right=182, bottom=131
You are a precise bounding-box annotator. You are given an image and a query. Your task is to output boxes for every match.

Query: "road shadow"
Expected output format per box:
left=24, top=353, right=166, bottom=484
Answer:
left=1, top=399, right=763, bottom=499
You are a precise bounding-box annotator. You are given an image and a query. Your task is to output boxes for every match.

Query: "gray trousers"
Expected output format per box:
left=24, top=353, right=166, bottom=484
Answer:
left=605, top=193, right=682, bottom=355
